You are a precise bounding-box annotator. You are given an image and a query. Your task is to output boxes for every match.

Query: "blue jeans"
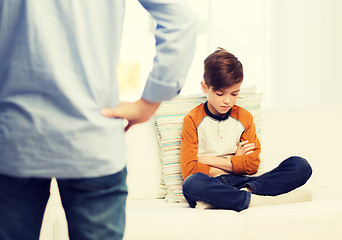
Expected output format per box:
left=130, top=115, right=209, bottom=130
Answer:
left=182, top=156, right=312, bottom=212
left=0, top=168, right=128, bottom=240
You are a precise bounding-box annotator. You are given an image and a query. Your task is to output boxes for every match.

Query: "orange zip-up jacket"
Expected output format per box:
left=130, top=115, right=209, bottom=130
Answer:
left=180, top=102, right=260, bottom=179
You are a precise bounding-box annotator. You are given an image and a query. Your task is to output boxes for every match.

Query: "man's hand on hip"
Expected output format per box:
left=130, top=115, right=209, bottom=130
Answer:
left=101, top=98, right=160, bottom=132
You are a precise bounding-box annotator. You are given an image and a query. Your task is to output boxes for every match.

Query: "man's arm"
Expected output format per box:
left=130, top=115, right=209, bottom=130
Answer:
left=138, top=0, right=197, bottom=103
left=102, top=0, right=196, bottom=130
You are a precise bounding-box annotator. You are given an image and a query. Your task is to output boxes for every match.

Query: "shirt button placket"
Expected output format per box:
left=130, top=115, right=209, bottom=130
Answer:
left=218, top=122, right=223, bottom=144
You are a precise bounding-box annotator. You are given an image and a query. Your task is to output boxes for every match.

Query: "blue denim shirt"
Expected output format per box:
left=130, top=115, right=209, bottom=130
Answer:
left=0, top=0, right=196, bottom=178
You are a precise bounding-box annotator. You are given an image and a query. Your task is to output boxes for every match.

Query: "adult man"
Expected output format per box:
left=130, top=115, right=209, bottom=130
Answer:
left=0, top=0, right=196, bottom=239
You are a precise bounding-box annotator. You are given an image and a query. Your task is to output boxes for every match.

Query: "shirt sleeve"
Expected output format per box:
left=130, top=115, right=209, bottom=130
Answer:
left=180, top=114, right=210, bottom=179
left=230, top=114, right=261, bottom=175
left=138, top=0, right=197, bottom=102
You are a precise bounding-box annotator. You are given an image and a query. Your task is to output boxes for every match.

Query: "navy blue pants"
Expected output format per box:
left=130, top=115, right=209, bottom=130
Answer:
left=0, top=168, right=128, bottom=240
left=182, top=156, right=312, bottom=212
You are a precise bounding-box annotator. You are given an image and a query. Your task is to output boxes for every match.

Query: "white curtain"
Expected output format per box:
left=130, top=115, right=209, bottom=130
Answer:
left=265, top=0, right=342, bottom=109
left=199, top=0, right=342, bottom=109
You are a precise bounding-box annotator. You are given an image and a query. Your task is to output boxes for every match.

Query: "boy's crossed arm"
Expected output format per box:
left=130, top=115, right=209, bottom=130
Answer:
left=198, top=140, right=256, bottom=177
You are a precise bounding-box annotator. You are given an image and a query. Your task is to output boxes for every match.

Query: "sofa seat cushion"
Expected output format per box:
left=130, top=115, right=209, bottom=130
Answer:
left=124, top=199, right=245, bottom=240
left=124, top=189, right=342, bottom=240
left=241, top=189, right=342, bottom=240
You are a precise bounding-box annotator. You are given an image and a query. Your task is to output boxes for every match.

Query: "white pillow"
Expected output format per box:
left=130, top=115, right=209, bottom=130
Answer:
left=153, top=86, right=263, bottom=202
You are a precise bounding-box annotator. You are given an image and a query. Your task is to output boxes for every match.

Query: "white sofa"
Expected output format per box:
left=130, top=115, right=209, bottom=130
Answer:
left=39, top=103, right=342, bottom=240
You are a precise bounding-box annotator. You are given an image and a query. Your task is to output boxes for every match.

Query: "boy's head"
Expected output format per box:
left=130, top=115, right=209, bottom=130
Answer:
left=202, top=48, right=243, bottom=117
left=203, top=48, right=243, bottom=90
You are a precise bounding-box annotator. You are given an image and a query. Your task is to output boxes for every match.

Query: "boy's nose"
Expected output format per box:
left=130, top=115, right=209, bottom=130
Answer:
left=223, top=97, right=231, bottom=104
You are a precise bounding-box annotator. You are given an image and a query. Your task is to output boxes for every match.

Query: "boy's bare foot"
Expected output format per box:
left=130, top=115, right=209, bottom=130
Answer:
left=195, top=201, right=215, bottom=209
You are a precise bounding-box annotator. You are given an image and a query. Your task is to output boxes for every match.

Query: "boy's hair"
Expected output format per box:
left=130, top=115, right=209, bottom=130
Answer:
left=203, top=48, right=243, bottom=90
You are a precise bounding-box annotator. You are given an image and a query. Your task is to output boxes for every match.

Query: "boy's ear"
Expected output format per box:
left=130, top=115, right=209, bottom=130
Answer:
left=201, top=81, right=208, bottom=93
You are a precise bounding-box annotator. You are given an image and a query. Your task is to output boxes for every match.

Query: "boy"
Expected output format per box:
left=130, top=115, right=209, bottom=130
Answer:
left=180, top=48, right=312, bottom=211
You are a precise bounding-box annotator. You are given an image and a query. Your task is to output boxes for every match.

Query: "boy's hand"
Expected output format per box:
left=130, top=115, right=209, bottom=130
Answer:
left=101, top=98, right=160, bottom=132
left=235, top=140, right=255, bottom=156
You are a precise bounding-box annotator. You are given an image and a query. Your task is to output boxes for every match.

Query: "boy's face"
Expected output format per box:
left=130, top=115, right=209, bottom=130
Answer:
left=201, top=81, right=242, bottom=117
